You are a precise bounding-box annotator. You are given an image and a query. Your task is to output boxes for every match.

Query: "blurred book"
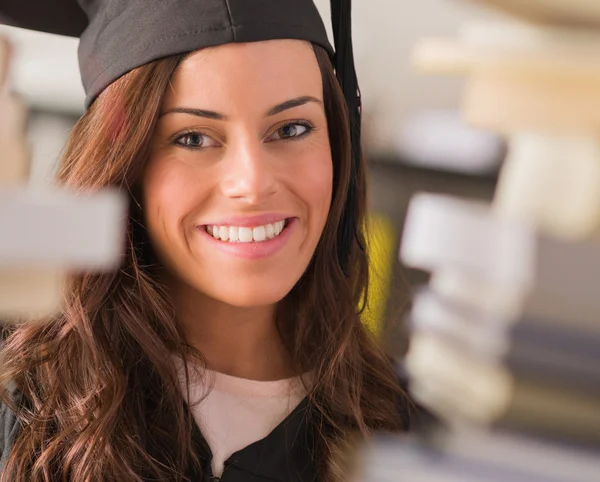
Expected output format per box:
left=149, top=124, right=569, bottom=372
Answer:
left=410, top=289, right=600, bottom=394
left=407, top=329, right=600, bottom=445
left=394, top=109, right=505, bottom=176
left=361, top=428, right=600, bottom=482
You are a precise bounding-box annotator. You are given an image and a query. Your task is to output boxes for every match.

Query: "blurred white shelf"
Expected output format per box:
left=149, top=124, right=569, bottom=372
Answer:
left=0, top=25, right=84, bottom=114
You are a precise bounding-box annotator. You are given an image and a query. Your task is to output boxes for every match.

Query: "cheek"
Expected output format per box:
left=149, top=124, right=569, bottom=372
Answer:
left=296, top=146, right=334, bottom=224
left=141, top=156, right=203, bottom=249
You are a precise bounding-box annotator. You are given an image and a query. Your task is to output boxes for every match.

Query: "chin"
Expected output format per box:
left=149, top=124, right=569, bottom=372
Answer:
left=200, top=279, right=296, bottom=308
left=217, top=291, right=289, bottom=308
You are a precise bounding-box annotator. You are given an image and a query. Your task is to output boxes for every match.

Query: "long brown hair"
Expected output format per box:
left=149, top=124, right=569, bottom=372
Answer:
left=0, top=45, right=409, bottom=481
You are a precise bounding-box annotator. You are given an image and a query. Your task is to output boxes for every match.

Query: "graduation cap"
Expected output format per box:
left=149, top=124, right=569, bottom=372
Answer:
left=0, top=0, right=362, bottom=272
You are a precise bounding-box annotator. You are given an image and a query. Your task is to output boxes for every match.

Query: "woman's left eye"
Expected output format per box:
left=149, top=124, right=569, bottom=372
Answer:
left=267, top=122, right=313, bottom=142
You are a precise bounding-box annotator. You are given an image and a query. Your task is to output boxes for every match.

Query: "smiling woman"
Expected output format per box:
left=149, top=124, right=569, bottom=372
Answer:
left=145, top=41, right=333, bottom=313
left=0, top=1, right=419, bottom=482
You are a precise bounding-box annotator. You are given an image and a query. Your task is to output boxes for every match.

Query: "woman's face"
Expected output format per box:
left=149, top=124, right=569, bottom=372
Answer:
left=143, top=40, right=333, bottom=307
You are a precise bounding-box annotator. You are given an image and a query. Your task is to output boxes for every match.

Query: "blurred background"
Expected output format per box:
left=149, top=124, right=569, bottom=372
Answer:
left=0, top=0, right=510, bottom=356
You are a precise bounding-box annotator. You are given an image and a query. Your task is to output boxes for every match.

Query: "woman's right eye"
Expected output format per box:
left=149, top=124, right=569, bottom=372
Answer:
left=174, top=132, right=219, bottom=149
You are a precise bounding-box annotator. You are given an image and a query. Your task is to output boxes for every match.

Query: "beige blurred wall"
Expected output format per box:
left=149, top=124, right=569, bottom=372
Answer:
left=313, top=0, right=498, bottom=151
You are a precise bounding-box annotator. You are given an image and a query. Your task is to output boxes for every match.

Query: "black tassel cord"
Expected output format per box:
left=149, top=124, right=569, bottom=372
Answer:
left=331, top=0, right=363, bottom=275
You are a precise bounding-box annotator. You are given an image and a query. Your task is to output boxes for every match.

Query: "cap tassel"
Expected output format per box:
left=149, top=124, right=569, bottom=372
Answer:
left=331, top=0, right=363, bottom=275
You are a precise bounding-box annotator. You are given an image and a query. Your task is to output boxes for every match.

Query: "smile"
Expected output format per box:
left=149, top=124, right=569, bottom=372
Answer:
left=205, top=220, right=288, bottom=243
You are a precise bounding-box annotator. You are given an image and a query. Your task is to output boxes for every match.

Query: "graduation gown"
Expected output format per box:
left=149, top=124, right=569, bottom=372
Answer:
left=186, top=397, right=319, bottom=481
left=0, top=391, right=319, bottom=482
left=0, top=375, right=422, bottom=481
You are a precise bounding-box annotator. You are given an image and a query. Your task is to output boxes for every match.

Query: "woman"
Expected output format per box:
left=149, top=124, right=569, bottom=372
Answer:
left=0, top=1, right=419, bottom=480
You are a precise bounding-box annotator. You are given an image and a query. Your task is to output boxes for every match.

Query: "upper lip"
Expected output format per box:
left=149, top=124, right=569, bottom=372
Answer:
left=199, top=214, right=293, bottom=227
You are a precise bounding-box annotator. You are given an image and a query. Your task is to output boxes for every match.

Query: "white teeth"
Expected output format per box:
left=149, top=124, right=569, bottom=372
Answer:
left=238, top=227, right=253, bottom=243
left=219, top=226, right=229, bottom=241
left=266, top=223, right=275, bottom=239
left=253, top=226, right=266, bottom=242
left=205, top=220, right=287, bottom=243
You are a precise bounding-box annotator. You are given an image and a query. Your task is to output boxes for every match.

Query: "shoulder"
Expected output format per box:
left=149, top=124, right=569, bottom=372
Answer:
left=0, top=385, right=24, bottom=469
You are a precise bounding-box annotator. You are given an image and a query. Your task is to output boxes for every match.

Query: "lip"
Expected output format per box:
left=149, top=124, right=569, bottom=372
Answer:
left=197, top=217, right=297, bottom=260
left=200, top=213, right=292, bottom=228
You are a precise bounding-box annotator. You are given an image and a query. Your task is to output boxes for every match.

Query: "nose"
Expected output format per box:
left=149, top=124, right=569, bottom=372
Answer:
left=219, top=135, right=278, bottom=204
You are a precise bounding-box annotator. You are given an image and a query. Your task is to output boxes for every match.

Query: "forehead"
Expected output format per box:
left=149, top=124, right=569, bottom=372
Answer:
left=164, top=39, right=323, bottom=111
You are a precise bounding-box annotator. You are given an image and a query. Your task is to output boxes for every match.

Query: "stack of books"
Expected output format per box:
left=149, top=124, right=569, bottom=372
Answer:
left=358, top=193, right=600, bottom=481
left=357, top=1, right=600, bottom=479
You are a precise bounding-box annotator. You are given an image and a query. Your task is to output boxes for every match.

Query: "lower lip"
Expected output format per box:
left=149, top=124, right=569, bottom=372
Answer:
left=197, top=219, right=297, bottom=260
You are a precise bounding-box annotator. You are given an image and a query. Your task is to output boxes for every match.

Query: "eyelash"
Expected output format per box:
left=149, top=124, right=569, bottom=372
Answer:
left=172, top=121, right=315, bottom=150
left=268, top=121, right=314, bottom=143
left=173, top=131, right=213, bottom=150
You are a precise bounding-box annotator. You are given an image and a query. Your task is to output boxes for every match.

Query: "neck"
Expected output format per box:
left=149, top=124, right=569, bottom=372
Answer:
left=171, top=280, right=294, bottom=381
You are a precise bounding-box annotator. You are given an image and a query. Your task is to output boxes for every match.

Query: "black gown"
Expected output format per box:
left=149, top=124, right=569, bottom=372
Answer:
left=0, top=371, right=424, bottom=482
left=186, top=396, right=319, bottom=481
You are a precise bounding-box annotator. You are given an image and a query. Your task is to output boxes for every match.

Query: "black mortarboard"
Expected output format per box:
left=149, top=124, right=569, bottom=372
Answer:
left=0, top=0, right=362, bottom=272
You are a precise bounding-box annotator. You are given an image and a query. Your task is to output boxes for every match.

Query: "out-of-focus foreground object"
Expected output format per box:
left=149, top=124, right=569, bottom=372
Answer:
left=360, top=0, right=600, bottom=480
left=0, top=34, right=125, bottom=321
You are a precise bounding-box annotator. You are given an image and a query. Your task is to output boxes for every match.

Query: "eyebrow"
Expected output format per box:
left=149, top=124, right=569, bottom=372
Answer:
left=159, top=95, right=322, bottom=120
left=266, top=96, right=322, bottom=116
